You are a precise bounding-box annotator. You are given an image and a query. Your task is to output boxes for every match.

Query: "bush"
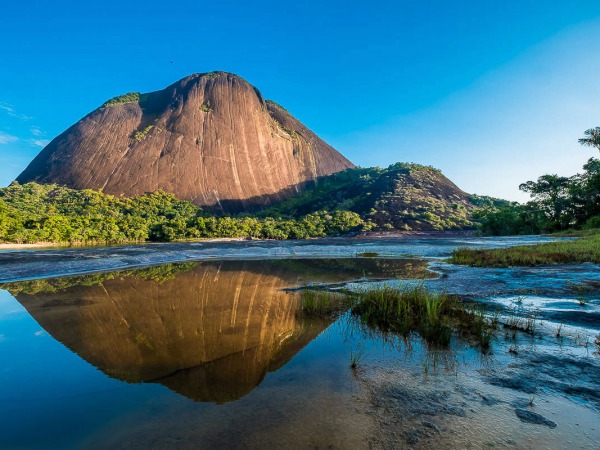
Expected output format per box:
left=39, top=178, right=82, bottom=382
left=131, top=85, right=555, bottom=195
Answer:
left=102, top=92, right=141, bottom=108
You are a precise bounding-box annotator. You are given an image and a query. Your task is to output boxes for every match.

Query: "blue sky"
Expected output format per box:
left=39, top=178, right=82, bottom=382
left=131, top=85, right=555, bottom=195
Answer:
left=1, top=1, right=600, bottom=200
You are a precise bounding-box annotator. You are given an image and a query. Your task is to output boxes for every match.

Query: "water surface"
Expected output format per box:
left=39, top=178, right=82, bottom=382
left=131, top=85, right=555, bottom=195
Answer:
left=1, top=237, right=599, bottom=449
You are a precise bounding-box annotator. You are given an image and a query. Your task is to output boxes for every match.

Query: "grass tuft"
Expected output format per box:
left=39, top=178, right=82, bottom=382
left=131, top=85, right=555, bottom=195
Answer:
left=297, top=289, right=351, bottom=318
left=351, top=283, right=495, bottom=350
left=349, top=344, right=365, bottom=369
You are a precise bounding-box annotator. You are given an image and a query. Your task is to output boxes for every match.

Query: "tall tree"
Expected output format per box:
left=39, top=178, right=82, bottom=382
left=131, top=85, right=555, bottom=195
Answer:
left=578, top=127, right=600, bottom=151
left=519, top=175, right=573, bottom=229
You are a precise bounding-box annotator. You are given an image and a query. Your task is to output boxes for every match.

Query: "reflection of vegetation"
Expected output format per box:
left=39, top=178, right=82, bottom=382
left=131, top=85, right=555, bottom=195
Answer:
left=270, top=258, right=435, bottom=283
left=0, top=262, right=198, bottom=295
left=356, top=252, right=379, bottom=258
left=351, top=284, right=495, bottom=351
left=449, top=232, right=600, bottom=267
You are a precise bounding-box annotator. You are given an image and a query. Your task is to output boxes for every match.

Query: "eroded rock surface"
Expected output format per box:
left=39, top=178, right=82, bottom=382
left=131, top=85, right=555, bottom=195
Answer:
left=17, top=72, right=353, bottom=212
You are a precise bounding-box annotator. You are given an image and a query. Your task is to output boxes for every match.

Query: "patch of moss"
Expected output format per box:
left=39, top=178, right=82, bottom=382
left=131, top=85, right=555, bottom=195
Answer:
left=200, top=100, right=213, bottom=112
left=133, top=125, right=154, bottom=142
left=102, top=92, right=141, bottom=108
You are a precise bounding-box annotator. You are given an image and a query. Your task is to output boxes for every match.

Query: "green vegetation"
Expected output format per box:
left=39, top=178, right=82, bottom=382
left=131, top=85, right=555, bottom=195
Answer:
left=0, top=162, right=481, bottom=246
left=0, top=182, right=368, bottom=244
left=133, top=125, right=154, bottom=142
left=101, top=92, right=141, bottom=108
left=449, top=232, right=600, bottom=267
left=475, top=128, right=600, bottom=236
left=297, top=290, right=351, bottom=318
left=349, top=344, right=365, bottom=369
left=280, top=125, right=298, bottom=138
left=260, top=163, right=475, bottom=231
left=351, top=284, right=495, bottom=350
left=502, top=308, right=538, bottom=337
left=450, top=127, right=600, bottom=267
left=200, top=100, right=212, bottom=112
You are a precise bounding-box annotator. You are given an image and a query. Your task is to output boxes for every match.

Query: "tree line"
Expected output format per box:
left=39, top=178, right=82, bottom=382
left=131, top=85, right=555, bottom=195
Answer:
left=475, top=127, right=600, bottom=235
left=0, top=183, right=367, bottom=244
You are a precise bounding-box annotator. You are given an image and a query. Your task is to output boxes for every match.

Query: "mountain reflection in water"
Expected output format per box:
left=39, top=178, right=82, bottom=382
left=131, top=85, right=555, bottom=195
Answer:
left=4, top=258, right=432, bottom=404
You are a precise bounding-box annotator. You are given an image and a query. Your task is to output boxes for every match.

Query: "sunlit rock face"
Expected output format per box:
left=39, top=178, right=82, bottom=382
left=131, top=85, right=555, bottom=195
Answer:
left=16, top=72, right=354, bottom=212
left=11, top=262, right=330, bottom=403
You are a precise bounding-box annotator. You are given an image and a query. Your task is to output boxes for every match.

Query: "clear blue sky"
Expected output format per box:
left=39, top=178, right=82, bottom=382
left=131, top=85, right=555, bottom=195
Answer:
left=1, top=1, right=600, bottom=200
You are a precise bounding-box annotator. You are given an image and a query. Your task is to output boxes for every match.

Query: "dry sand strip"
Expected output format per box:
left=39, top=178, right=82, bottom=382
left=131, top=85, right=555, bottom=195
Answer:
left=0, top=243, right=60, bottom=251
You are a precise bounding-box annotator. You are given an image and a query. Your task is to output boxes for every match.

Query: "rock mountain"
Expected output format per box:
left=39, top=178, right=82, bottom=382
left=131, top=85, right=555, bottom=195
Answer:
left=17, top=72, right=353, bottom=212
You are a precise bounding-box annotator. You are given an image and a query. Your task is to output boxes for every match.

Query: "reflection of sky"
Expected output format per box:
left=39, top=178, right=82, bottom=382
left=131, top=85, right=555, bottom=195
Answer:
left=0, top=290, right=166, bottom=448
left=0, top=283, right=487, bottom=447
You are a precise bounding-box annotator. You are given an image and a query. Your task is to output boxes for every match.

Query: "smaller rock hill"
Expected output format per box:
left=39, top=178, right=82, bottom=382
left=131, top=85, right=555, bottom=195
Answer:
left=259, top=163, right=478, bottom=231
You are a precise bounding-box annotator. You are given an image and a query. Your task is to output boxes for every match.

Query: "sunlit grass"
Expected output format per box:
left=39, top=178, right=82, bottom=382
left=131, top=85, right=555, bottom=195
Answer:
left=351, top=283, right=495, bottom=350
left=449, top=232, right=600, bottom=267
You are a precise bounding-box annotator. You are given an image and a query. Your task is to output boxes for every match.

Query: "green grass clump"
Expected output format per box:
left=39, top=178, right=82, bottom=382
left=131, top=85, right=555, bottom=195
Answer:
left=102, top=92, right=141, bottom=108
left=349, top=344, right=365, bottom=369
left=449, top=233, right=600, bottom=267
left=351, top=284, right=494, bottom=349
left=297, top=290, right=351, bottom=318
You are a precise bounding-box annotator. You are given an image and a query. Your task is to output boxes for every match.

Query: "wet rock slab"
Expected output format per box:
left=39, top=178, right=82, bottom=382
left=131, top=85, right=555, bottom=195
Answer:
left=515, top=408, right=557, bottom=428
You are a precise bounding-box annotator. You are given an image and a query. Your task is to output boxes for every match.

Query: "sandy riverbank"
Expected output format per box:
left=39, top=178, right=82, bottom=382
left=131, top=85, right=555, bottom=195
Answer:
left=0, top=242, right=61, bottom=250
left=0, top=232, right=478, bottom=252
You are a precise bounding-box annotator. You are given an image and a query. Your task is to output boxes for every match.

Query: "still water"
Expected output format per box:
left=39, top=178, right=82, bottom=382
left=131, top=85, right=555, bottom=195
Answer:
left=1, top=238, right=599, bottom=449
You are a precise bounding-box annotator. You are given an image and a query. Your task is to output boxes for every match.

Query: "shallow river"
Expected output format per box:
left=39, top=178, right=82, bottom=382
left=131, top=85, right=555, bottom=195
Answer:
left=0, top=236, right=598, bottom=449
